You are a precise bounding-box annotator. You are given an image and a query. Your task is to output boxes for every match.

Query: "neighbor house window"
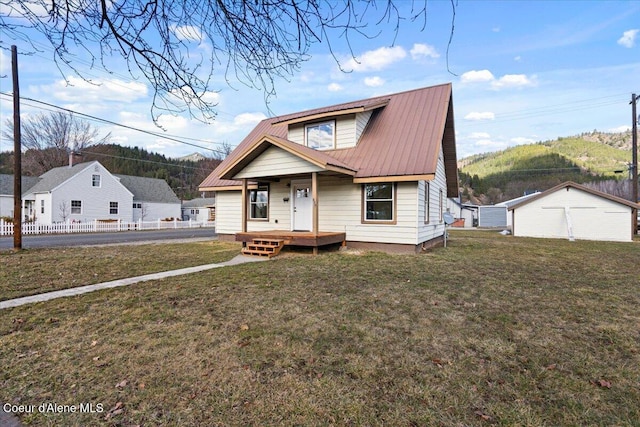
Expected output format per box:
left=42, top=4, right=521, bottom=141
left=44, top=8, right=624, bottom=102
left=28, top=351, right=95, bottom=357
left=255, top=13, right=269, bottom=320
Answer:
left=71, top=200, right=82, bottom=214
left=249, top=184, right=269, bottom=220
left=40, top=200, right=45, bottom=214
left=424, top=181, right=431, bottom=224
left=133, top=203, right=142, bottom=209
left=110, top=202, right=118, bottom=215
left=305, top=121, right=335, bottom=150
left=92, top=174, right=101, bottom=187
left=363, top=183, right=396, bottom=223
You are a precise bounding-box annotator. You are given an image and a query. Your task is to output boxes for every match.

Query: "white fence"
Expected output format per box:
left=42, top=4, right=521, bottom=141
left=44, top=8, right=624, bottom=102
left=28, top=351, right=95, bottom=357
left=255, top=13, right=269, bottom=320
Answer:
left=0, top=219, right=215, bottom=236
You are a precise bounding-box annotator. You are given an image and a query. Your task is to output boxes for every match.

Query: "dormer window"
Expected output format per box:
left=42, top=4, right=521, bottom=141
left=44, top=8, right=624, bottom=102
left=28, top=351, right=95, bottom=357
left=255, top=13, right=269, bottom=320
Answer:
left=92, top=174, right=101, bottom=187
left=305, top=120, right=335, bottom=150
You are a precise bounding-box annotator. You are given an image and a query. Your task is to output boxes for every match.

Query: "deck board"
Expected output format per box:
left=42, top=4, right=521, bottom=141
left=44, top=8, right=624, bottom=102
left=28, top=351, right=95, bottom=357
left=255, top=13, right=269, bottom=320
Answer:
left=235, top=231, right=346, bottom=248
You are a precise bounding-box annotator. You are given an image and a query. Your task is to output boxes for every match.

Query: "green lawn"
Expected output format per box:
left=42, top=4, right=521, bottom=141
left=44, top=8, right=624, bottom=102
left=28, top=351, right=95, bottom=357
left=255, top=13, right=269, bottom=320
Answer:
left=1, top=230, right=639, bottom=426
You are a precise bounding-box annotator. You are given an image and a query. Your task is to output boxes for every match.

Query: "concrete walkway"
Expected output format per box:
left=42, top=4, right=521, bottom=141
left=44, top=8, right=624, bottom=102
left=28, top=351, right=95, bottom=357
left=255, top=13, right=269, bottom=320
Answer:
left=0, top=255, right=267, bottom=310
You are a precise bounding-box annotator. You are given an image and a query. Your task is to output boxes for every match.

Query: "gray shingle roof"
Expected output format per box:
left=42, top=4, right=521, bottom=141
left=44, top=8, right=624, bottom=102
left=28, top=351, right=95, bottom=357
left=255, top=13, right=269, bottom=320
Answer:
left=22, top=162, right=94, bottom=195
left=182, top=197, right=216, bottom=208
left=0, top=174, right=41, bottom=196
left=114, top=174, right=181, bottom=204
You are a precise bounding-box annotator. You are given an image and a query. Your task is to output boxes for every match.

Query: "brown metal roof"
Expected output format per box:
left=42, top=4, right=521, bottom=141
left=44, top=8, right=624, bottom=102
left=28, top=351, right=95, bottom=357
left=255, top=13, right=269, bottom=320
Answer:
left=199, top=83, right=459, bottom=196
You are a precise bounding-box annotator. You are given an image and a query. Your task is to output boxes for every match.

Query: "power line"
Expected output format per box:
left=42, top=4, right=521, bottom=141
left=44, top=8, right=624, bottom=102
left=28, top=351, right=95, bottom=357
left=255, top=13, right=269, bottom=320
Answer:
left=79, top=149, right=207, bottom=170
left=0, top=92, right=229, bottom=155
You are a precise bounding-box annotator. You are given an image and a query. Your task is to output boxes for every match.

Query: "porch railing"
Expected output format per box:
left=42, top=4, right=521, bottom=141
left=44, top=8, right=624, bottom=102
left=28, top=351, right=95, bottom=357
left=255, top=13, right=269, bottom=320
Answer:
left=0, top=218, right=215, bottom=236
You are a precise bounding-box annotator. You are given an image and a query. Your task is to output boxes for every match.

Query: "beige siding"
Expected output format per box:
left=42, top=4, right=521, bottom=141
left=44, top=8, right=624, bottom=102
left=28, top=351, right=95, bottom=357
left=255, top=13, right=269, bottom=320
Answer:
left=287, top=115, right=360, bottom=149
left=417, top=146, right=447, bottom=243
left=355, top=111, right=373, bottom=143
left=233, top=146, right=324, bottom=179
left=288, top=124, right=304, bottom=145
left=317, top=176, right=419, bottom=245
left=215, top=191, right=242, bottom=234
left=512, top=188, right=634, bottom=242
left=335, top=114, right=356, bottom=149
left=247, top=181, right=291, bottom=232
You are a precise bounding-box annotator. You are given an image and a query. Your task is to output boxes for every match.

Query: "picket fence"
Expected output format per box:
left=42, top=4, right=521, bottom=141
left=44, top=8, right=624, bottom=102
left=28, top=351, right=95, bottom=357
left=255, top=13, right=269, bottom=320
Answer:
left=0, top=218, right=215, bottom=236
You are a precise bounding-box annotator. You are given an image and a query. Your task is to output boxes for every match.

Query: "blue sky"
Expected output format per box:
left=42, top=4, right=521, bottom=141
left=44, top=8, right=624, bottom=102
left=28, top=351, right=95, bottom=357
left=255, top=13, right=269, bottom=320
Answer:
left=1, top=0, right=639, bottom=160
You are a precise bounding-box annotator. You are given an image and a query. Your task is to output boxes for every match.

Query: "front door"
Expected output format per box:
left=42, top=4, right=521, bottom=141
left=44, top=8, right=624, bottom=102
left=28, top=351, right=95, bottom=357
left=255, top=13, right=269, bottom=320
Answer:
left=292, top=181, right=312, bottom=231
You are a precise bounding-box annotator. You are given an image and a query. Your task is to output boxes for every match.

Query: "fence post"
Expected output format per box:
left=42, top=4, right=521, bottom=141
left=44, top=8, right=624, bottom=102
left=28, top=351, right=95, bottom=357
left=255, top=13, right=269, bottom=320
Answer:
left=0, top=218, right=4, bottom=236
left=94, top=219, right=97, bottom=232
left=174, top=218, right=177, bottom=229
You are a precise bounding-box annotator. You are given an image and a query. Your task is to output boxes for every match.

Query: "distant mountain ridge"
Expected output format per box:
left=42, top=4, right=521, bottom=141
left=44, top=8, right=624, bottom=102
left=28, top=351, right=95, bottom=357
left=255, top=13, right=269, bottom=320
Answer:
left=458, top=131, right=637, bottom=204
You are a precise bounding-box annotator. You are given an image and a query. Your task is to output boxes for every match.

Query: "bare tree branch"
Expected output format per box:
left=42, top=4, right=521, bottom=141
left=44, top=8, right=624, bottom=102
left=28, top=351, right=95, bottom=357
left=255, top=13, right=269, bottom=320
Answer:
left=0, top=1, right=449, bottom=123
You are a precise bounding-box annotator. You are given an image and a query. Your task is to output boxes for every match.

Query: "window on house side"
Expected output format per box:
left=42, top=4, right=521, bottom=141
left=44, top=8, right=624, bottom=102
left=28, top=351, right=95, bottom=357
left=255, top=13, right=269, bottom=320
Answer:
left=92, top=174, right=101, bottom=187
left=110, top=202, right=118, bottom=215
left=305, top=121, right=335, bottom=150
left=249, top=184, right=269, bottom=220
left=363, top=183, right=395, bottom=222
left=40, top=200, right=44, bottom=214
left=71, top=200, right=82, bottom=214
left=424, top=181, right=430, bottom=224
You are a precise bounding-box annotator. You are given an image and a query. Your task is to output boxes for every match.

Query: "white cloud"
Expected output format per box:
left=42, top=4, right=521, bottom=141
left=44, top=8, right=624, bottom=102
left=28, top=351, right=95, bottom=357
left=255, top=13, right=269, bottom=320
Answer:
left=476, top=139, right=502, bottom=147
left=492, top=74, right=536, bottom=89
left=617, top=29, right=639, bottom=48
left=345, top=46, right=407, bottom=72
left=157, top=114, right=189, bottom=131
left=170, top=24, right=204, bottom=43
left=410, top=43, right=440, bottom=60
left=514, top=56, right=522, bottom=62
left=364, top=76, right=385, bottom=87
left=41, top=76, right=148, bottom=104
left=609, top=125, right=631, bottom=132
left=469, top=132, right=491, bottom=139
left=233, top=112, right=267, bottom=126
left=461, top=69, right=495, bottom=84
left=464, top=112, right=495, bottom=121
left=0, top=49, right=8, bottom=74
left=510, top=137, right=536, bottom=145
left=327, top=83, right=343, bottom=92
left=461, top=69, right=536, bottom=89
left=492, top=27, right=501, bottom=33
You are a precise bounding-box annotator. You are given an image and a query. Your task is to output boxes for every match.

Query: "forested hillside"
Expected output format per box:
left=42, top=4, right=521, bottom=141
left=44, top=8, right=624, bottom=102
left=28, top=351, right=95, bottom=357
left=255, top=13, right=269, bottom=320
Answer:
left=459, top=131, right=636, bottom=204
left=0, top=144, right=221, bottom=200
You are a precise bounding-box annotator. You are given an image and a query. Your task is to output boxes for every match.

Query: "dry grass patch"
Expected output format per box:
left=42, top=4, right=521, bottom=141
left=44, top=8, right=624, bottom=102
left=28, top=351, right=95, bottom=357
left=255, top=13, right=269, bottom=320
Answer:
left=1, top=230, right=639, bottom=426
left=0, top=241, right=241, bottom=301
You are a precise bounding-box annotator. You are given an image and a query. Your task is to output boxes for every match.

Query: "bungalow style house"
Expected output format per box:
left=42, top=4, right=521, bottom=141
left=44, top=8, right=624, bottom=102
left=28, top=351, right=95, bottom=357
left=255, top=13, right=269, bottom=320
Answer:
left=22, top=160, right=181, bottom=224
left=199, top=83, right=459, bottom=253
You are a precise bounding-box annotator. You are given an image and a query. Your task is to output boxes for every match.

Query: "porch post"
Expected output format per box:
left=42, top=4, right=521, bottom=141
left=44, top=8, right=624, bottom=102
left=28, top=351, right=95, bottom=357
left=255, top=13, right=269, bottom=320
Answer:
left=312, top=172, right=318, bottom=235
left=241, top=178, right=248, bottom=233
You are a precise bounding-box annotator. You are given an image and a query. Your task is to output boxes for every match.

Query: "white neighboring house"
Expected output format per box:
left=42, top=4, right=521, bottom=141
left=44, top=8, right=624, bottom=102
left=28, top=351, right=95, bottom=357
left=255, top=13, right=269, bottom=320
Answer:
left=0, top=174, right=39, bottom=219
left=199, top=84, right=459, bottom=253
left=508, top=181, right=639, bottom=242
left=182, top=197, right=216, bottom=222
left=22, top=161, right=180, bottom=224
left=114, top=174, right=182, bottom=221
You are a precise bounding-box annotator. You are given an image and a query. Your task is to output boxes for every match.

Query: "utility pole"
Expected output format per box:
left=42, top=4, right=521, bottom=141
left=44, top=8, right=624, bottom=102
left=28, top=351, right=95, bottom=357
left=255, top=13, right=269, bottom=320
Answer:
left=12, top=45, right=22, bottom=251
left=632, top=94, right=638, bottom=235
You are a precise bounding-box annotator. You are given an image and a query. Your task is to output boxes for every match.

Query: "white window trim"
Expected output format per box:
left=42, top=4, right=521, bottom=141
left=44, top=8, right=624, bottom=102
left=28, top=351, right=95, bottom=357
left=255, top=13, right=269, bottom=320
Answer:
left=305, top=120, right=336, bottom=150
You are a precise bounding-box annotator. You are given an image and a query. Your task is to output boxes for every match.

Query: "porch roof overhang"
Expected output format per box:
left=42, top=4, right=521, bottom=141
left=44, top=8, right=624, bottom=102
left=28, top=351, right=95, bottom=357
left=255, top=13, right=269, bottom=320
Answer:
left=218, top=134, right=358, bottom=181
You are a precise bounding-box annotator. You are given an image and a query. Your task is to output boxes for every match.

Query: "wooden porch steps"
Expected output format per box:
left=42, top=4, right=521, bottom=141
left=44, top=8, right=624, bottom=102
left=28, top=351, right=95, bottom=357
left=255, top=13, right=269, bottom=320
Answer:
left=241, top=238, right=285, bottom=258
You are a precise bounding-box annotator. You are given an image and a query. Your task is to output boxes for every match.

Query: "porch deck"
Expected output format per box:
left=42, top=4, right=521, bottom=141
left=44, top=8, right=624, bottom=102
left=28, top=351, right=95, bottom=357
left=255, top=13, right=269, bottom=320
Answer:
left=236, top=230, right=346, bottom=253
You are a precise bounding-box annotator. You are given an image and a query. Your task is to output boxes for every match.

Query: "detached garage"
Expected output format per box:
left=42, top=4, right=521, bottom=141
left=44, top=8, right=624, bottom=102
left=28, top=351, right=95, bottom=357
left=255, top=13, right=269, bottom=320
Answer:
left=509, top=181, right=639, bottom=242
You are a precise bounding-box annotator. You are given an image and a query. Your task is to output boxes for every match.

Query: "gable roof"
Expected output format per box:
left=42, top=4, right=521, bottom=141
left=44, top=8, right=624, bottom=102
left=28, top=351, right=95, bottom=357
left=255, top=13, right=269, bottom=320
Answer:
left=22, top=162, right=99, bottom=195
left=182, top=197, right=216, bottom=208
left=0, top=174, right=40, bottom=196
left=508, top=181, right=640, bottom=211
left=219, top=134, right=357, bottom=179
left=114, top=175, right=181, bottom=204
left=199, top=83, right=459, bottom=197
